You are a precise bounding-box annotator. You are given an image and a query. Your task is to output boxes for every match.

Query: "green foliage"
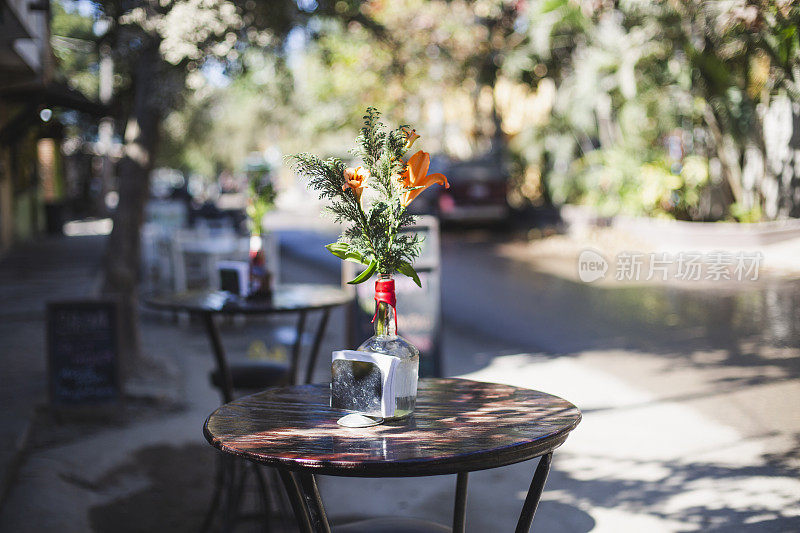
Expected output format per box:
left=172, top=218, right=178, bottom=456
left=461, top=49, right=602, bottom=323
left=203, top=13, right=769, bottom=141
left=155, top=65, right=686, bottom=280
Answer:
left=730, top=202, right=763, bottom=224
left=246, top=171, right=276, bottom=235
left=58, top=0, right=799, bottom=224
left=568, top=149, right=709, bottom=219
left=158, top=48, right=294, bottom=175
left=503, top=1, right=719, bottom=219
left=51, top=0, right=99, bottom=98
left=492, top=0, right=800, bottom=220
left=291, top=108, right=422, bottom=286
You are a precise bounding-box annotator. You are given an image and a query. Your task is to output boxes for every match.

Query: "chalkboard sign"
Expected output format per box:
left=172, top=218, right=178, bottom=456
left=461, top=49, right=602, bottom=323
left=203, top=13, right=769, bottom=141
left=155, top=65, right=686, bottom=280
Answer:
left=47, top=301, right=121, bottom=406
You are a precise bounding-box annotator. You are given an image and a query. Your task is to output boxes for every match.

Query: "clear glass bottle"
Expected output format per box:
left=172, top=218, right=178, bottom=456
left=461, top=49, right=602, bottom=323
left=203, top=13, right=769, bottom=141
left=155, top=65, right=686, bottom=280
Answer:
left=357, top=276, right=419, bottom=419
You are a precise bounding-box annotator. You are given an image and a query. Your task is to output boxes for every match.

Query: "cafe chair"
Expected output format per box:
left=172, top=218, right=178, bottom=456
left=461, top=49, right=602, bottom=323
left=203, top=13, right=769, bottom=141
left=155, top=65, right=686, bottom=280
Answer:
left=203, top=357, right=291, bottom=533
left=205, top=307, right=328, bottom=404
left=171, top=228, right=249, bottom=293
left=210, top=359, right=291, bottom=396
left=202, top=309, right=332, bottom=533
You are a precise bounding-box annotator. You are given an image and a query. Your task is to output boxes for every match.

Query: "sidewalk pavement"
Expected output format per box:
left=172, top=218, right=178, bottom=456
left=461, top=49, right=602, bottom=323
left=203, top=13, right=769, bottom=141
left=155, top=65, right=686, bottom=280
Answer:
left=0, top=233, right=346, bottom=532
left=0, top=236, right=106, bottom=506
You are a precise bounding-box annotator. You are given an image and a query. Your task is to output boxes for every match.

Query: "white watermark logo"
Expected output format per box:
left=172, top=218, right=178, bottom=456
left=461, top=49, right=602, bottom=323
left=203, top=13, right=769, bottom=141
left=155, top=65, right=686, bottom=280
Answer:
left=578, top=250, right=763, bottom=283
left=578, top=249, right=609, bottom=283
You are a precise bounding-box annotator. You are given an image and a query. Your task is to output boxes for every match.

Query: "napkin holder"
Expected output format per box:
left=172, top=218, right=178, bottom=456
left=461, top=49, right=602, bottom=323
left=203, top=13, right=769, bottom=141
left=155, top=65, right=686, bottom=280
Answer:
left=331, top=350, right=399, bottom=418
left=217, top=261, right=249, bottom=297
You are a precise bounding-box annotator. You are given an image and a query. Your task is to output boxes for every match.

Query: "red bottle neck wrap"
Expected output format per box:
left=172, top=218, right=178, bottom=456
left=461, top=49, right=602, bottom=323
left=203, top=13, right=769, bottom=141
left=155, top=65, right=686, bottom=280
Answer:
left=249, top=249, right=265, bottom=266
left=374, top=278, right=396, bottom=307
left=372, top=278, right=398, bottom=331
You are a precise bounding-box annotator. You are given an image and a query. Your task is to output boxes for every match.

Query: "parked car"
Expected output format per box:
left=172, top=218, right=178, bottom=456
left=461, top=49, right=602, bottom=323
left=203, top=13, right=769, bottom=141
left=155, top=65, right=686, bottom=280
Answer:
left=412, top=154, right=510, bottom=224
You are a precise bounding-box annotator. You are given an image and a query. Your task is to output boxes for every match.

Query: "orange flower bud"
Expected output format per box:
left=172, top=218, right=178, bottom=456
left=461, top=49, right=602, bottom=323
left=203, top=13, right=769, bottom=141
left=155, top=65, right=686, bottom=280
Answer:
left=401, top=127, right=420, bottom=150
left=342, top=166, right=370, bottom=202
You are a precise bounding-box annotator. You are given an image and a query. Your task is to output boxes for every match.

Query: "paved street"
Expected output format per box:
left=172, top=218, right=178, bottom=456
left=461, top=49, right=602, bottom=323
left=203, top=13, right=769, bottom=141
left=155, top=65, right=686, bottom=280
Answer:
left=0, top=227, right=798, bottom=532
left=320, top=231, right=800, bottom=532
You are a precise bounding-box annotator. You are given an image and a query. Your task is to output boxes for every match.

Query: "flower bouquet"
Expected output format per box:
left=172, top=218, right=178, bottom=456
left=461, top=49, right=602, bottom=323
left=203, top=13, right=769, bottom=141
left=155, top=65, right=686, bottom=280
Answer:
left=290, top=107, right=448, bottom=287
left=245, top=166, right=277, bottom=298
left=291, top=107, right=448, bottom=422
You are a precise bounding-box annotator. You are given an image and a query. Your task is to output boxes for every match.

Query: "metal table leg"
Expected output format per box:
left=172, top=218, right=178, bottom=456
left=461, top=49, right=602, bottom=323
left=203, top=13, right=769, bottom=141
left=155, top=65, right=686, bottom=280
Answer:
left=289, top=307, right=333, bottom=385
left=251, top=463, right=271, bottom=533
left=201, top=311, right=234, bottom=403
left=276, top=454, right=553, bottom=533
left=515, top=453, right=553, bottom=533
left=277, top=470, right=314, bottom=533
left=453, top=472, right=469, bottom=533
left=220, top=456, right=242, bottom=533
left=202, top=311, right=278, bottom=530
left=297, top=473, right=332, bottom=533
left=199, top=311, right=237, bottom=532
left=275, top=470, right=333, bottom=533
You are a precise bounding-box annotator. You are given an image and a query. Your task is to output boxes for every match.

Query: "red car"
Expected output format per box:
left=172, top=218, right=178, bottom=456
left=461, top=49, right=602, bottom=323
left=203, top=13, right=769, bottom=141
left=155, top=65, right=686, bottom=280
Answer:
left=424, top=155, right=510, bottom=223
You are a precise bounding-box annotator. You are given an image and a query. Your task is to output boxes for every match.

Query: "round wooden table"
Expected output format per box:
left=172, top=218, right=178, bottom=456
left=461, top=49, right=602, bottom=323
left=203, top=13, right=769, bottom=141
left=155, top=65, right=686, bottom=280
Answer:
left=204, top=378, right=581, bottom=532
left=144, top=284, right=354, bottom=401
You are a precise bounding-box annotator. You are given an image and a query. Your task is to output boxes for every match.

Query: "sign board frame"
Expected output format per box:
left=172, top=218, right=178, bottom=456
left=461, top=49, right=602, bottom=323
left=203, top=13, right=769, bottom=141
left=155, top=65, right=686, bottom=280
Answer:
left=343, top=216, right=442, bottom=377
left=46, top=299, right=122, bottom=412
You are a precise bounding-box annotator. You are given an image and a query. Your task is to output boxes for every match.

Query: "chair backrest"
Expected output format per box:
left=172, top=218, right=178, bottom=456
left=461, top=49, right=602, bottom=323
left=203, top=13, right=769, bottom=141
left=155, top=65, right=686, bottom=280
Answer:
left=194, top=216, right=234, bottom=235
left=171, top=228, right=249, bottom=292
left=144, top=199, right=188, bottom=229
left=341, top=215, right=443, bottom=377
left=259, top=232, right=280, bottom=287
left=140, top=222, right=174, bottom=292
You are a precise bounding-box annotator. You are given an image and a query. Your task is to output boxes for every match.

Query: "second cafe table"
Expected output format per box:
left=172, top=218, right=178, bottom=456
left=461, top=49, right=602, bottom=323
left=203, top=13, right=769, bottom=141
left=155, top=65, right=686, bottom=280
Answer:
left=144, top=284, right=354, bottom=401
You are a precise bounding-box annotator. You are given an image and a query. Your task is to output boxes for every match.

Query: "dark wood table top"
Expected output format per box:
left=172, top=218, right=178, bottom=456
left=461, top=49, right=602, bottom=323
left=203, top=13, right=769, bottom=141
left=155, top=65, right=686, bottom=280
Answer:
left=203, top=378, right=581, bottom=477
left=143, top=284, right=353, bottom=315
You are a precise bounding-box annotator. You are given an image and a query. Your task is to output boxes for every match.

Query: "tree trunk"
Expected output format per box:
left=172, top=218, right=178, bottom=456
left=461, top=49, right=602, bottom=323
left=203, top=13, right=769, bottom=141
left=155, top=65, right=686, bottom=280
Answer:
left=102, top=41, right=162, bottom=379
left=702, top=102, right=743, bottom=206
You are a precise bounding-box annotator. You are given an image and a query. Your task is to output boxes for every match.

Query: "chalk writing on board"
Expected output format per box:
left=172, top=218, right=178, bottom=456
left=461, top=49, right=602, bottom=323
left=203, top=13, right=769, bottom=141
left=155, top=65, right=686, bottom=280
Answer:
left=47, top=301, right=120, bottom=406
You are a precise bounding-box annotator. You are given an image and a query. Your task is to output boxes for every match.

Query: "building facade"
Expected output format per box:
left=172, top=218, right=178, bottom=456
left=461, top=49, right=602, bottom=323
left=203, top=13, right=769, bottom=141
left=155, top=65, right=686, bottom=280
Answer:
left=0, top=0, right=52, bottom=250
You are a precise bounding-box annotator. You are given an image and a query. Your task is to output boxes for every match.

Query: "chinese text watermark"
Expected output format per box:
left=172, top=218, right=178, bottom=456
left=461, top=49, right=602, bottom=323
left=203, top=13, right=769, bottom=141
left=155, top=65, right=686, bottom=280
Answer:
left=578, top=250, right=763, bottom=283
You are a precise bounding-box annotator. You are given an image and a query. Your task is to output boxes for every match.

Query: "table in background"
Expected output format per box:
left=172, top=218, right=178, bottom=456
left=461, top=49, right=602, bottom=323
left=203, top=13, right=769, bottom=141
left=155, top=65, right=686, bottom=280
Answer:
left=145, top=285, right=353, bottom=532
left=204, top=378, right=582, bottom=533
left=144, top=284, right=353, bottom=401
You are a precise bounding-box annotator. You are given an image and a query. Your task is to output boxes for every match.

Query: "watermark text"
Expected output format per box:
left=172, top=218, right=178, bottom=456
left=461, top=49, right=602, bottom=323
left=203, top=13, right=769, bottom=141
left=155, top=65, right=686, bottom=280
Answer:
left=578, top=250, right=763, bottom=283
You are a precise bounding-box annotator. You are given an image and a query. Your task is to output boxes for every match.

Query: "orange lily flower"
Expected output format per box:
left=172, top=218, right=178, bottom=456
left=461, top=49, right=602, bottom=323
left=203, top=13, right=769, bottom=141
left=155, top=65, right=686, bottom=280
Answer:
left=401, top=127, right=420, bottom=150
left=342, top=166, right=369, bottom=202
left=399, top=151, right=449, bottom=207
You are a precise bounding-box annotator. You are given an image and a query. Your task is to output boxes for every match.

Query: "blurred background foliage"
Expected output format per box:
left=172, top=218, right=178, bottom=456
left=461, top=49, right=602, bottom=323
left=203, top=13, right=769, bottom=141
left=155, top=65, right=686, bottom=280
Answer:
left=51, top=0, right=800, bottom=222
left=51, top=0, right=99, bottom=98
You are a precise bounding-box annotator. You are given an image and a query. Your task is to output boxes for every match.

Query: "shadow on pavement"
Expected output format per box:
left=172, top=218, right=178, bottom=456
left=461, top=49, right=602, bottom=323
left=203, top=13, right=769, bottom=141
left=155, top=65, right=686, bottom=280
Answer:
left=546, top=452, right=800, bottom=532
left=89, top=443, right=214, bottom=533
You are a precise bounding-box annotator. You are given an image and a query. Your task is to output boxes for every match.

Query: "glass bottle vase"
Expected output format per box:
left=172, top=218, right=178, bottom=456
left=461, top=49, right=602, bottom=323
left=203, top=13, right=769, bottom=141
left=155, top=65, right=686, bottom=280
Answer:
left=248, top=234, right=272, bottom=299
left=357, top=276, right=420, bottom=419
